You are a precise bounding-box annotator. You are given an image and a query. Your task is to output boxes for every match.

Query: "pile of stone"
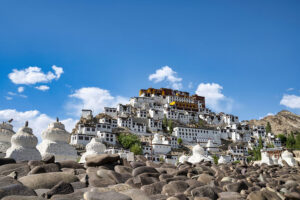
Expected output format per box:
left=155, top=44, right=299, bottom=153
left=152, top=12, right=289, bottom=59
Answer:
left=0, top=152, right=299, bottom=200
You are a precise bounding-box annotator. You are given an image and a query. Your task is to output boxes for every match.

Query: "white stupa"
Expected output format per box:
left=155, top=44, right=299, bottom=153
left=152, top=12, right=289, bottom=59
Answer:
left=260, top=151, right=274, bottom=165
left=6, top=121, right=42, bottom=161
left=79, top=138, right=106, bottom=163
left=188, top=144, right=213, bottom=164
left=281, top=150, right=297, bottom=167
left=205, top=139, right=219, bottom=153
left=0, top=120, right=15, bottom=154
left=152, top=133, right=162, bottom=144
left=178, top=155, right=189, bottom=163
left=218, top=155, right=231, bottom=164
left=37, top=118, right=78, bottom=162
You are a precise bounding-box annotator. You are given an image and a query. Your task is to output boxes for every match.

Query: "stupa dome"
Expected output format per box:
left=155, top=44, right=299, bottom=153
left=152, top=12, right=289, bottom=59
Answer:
left=37, top=119, right=77, bottom=162
left=6, top=122, right=41, bottom=161
left=79, top=138, right=106, bottom=163
left=0, top=122, right=15, bottom=153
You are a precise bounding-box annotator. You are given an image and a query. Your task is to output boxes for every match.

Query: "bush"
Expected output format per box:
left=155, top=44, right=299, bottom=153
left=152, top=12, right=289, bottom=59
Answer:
left=212, top=154, right=218, bottom=164
left=177, top=138, right=183, bottom=145
left=277, top=134, right=287, bottom=146
left=130, top=143, right=143, bottom=155
left=118, top=133, right=140, bottom=149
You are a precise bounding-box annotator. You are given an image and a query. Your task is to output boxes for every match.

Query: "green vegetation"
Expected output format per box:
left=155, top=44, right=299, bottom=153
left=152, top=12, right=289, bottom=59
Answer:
left=198, top=118, right=205, bottom=128
left=177, top=137, right=183, bottom=145
left=162, top=115, right=168, bottom=132
left=277, top=134, right=287, bottom=146
left=118, top=133, right=142, bottom=155
left=212, top=154, right=218, bottom=164
left=168, top=120, right=173, bottom=135
left=233, top=160, right=240, bottom=164
left=248, top=136, right=263, bottom=161
left=130, top=143, right=143, bottom=155
left=266, top=122, right=272, bottom=134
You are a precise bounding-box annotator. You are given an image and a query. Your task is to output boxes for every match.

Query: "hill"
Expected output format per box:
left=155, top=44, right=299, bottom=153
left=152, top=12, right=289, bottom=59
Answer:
left=247, top=110, right=300, bottom=135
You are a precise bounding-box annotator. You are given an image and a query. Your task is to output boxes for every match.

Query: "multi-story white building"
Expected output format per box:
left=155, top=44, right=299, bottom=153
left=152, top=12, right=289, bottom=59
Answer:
left=228, top=142, right=248, bottom=162
left=253, top=125, right=266, bottom=139
left=97, top=132, right=116, bottom=145
left=172, top=127, right=221, bottom=145
left=148, top=118, right=162, bottom=132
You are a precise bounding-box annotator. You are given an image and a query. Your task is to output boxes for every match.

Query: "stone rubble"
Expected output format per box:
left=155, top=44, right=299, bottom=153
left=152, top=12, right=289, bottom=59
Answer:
left=0, top=154, right=298, bottom=200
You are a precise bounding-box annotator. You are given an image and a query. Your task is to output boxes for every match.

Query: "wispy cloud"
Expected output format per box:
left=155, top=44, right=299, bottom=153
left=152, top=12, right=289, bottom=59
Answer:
left=35, top=85, right=50, bottom=91
left=280, top=94, right=300, bottom=109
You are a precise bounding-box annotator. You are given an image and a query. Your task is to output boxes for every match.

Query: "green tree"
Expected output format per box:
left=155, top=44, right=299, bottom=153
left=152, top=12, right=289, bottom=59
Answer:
left=118, top=133, right=140, bottom=149
left=212, top=154, right=218, bottom=165
left=286, top=132, right=296, bottom=149
left=130, top=143, right=143, bottom=155
left=168, top=120, right=173, bottom=135
left=266, top=122, right=272, bottom=134
left=277, top=134, right=287, bottom=146
left=258, top=136, right=263, bottom=149
left=177, top=138, right=183, bottom=145
left=162, top=115, right=168, bottom=132
left=295, top=132, right=300, bottom=149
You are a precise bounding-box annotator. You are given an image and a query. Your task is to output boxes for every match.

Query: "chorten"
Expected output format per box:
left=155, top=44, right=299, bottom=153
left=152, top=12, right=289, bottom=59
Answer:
left=152, top=133, right=162, bottom=144
left=188, top=144, right=212, bottom=164
left=0, top=120, right=15, bottom=154
left=79, top=138, right=106, bottom=163
left=205, top=139, right=219, bottom=153
left=6, top=121, right=42, bottom=161
left=37, top=118, right=77, bottom=162
left=281, top=150, right=297, bottom=167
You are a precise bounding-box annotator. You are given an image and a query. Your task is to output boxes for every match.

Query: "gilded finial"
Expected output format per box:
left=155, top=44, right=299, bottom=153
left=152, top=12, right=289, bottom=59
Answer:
left=56, top=117, right=59, bottom=122
left=25, top=121, right=28, bottom=127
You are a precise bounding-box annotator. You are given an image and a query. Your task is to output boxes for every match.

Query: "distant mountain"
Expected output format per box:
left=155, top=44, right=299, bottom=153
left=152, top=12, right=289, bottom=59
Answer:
left=247, top=110, right=300, bottom=135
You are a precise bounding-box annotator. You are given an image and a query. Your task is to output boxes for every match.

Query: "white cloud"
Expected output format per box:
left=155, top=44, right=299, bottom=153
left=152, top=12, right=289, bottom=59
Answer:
left=18, top=87, right=24, bottom=93
left=8, top=65, right=63, bottom=85
left=266, top=112, right=274, bottom=116
left=68, top=87, right=128, bottom=116
left=149, top=66, right=183, bottom=90
left=5, top=96, right=12, bottom=100
left=8, top=92, right=16, bottom=96
left=0, top=109, right=76, bottom=142
left=195, top=83, right=233, bottom=112
left=280, top=94, right=300, bottom=109
left=188, top=82, right=193, bottom=89
left=287, top=88, right=294, bottom=91
left=35, top=85, right=50, bottom=91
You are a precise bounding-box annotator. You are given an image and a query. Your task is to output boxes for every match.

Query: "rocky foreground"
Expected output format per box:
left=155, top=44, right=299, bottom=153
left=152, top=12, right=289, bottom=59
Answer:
left=0, top=154, right=299, bottom=200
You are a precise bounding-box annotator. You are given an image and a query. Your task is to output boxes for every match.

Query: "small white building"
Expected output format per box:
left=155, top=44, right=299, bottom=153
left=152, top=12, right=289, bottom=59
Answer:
left=253, top=125, right=266, bottom=139
left=104, top=107, right=117, bottom=118
left=97, top=132, right=116, bottom=145
left=70, top=134, right=94, bottom=146
left=81, top=109, right=93, bottom=119
left=148, top=118, right=163, bottom=132
left=151, top=134, right=171, bottom=154
left=228, top=142, right=248, bottom=162
left=117, top=104, right=132, bottom=115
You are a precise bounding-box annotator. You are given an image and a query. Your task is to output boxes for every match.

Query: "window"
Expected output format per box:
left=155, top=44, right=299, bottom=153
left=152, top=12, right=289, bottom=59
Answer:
left=79, top=136, right=83, bottom=140
left=85, top=137, right=89, bottom=140
left=87, top=128, right=90, bottom=131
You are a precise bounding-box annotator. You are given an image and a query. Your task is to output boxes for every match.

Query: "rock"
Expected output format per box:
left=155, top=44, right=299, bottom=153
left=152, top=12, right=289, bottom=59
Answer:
left=120, top=189, right=152, bottom=200
left=246, top=191, right=265, bottom=200
left=130, top=161, right=146, bottom=169
left=197, top=174, right=214, bottom=184
left=2, top=196, right=44, bottom=200
left=0, top=176, right=20, bottom=187
left=260, top=188, right=281, bottom=200
left=0, top=163, right=31, bottom=178
left=0, top=158, right=16, bottom=166
left=225, top=181, right=248, bottom=192
left=28, top=163, right=60, bottom=175
left=0, top=184, right=37, bottom=199
left=58, top=160, right=84, bottom=169
left=115, top=165, right=133, bottom=175
left=19, top=172, right=79, bottom=189
left=146, top=161, right=161, bottom=168
left=141, top=181, right=167, bottom=195
left=161, top=181, right=189, bottom=196
left=88, top=184, right=132, bottom=193
left=42, top=154, right=55, bottom=163
left=86, top=154, right=120, bottom=167
left=132, top=173, right=160, bottom=186
left=88, top=172, right=116, bottom=187
left=51, top=188, right=88, bottom=200
left=191, top=186, right=218, bottom=200
left=132, top=166, right=158, bottom=177
left=218, top=192, right=243, bottom=199
left=97, top=169, right=127, bottom=184
left=84, top=190, right=132, bottom=200
left=42, top=181, right=74, bottom=198
left=285, top=192, right=300, bottom=200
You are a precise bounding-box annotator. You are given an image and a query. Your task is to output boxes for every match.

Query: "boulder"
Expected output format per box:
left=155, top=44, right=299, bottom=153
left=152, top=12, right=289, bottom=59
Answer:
left=0, top=163, right=30, bottom=178
left=42, top=181, right=74, bottom=198
left=2, top=196, right=44, bottom=200
left=120, top=189, right=152, bottom=200
left=225, top=181, right=248, bottom=192
left=161, top=181, right=189, bottom=196
left=197, top=174, right=214, bottom=184
left=0, top=158, right=16, bottom=166
left=0, top=184, right=37, bottom=199
left=191, top=186, right=218, bottom=200
left=115, top=165, right=133, bottom=175
left=141, top=181, right=167, bottom=195
left=19, top=172, right=79, bottom=189
left=58, top=160, right=84, bottom=169
left=86, top=154, right=120, bottom=167
left=132, top=166, right=158, bottom=177
left=84, top=190, right=132, bottom=200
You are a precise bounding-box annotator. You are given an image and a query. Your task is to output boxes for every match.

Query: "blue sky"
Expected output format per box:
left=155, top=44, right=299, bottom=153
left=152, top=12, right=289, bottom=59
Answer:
left=0, top=0, right=300, bottom=137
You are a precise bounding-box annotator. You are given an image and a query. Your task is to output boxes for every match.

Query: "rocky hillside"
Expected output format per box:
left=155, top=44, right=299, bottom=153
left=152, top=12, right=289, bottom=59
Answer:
left=247, top=110, right=300, bottom=135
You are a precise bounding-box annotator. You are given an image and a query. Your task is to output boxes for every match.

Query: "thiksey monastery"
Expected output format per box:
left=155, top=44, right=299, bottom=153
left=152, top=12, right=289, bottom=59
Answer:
left=0, top=87, right=297, bottom=166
